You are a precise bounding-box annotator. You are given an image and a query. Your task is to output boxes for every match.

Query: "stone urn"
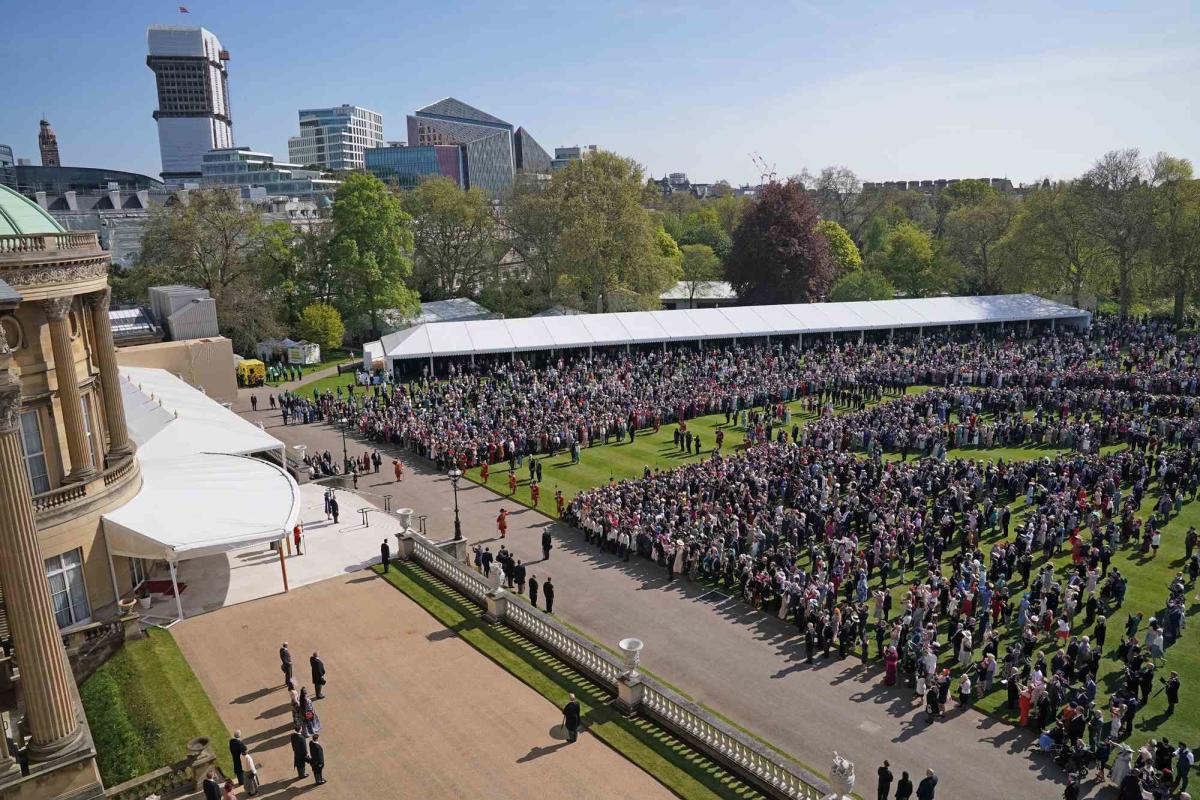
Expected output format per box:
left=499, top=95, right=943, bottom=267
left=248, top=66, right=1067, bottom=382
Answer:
left=397, top=507, right=414, bottom=531
left=618, top=638, right=643, bottom=677
left=822, top=752, right=855, bottom=800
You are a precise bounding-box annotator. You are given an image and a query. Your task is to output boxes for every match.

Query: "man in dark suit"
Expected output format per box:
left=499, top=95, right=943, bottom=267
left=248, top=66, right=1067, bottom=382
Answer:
left=529, top=575, right=539, bottom=607
left=280, top=642, right=293, bottom=686
left=202, top=770, right=222, bottom=800
left=915, top=768, right=938, bottom=800
left=876, top=760, right=893, bottom=800
left=563, top=693, right=581, bottom=743
left=291, top=727, right=308, bottom=778
left=513, top=560, right=527, bottom=595
left=543, top=577, right=555, bottom=614
left=309, top=733, right=326, bottom=785
left=310, top=652, right=326, bottom=699
left=541, top=530, right=552, bottom=560
left=380, top=539, right=391, bottom=573
left=229, top=730, right=248, bottom=785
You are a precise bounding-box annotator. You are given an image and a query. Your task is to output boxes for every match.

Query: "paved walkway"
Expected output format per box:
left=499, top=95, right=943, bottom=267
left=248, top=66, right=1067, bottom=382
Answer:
left=234, top=401, right=1081, bottom=800
left=174, top=573, right=674, bottom=800
left=138, top=485, right=401, bottom=624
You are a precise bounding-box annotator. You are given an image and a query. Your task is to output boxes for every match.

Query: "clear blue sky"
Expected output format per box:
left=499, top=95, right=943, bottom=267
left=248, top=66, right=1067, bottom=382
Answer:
left=1, top=0, right=1196, bottom=186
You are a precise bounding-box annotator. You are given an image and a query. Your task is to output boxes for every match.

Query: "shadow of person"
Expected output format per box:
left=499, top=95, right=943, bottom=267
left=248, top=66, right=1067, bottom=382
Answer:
left=517, top=742, right=570, bottom=763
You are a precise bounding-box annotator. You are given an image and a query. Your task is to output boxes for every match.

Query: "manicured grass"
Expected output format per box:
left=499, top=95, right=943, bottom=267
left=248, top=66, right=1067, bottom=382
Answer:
left=264, top=349, right=357, bottom=386
left=375, top=560, right=797, bottom=800
left=81, top=628, right=232, bottom=786
left=467, top=387, right=929, bottom=519
left=291, top=369, right=362, bottom=396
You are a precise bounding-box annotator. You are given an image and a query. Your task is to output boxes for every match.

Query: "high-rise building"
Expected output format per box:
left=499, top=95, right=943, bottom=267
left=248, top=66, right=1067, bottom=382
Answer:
left=552, top=144, right=598, bottom=171
left=288, top=105, right=383, bottom=172
left=513, top=127, right=551, bottom=174
left=146, top=25, right=234, bottom=183
left=200, top=147, right=340, bottom=199
left=0, top=144, right=14, bottom=188
left=406, top=98, right=518, bottom=196
left=365, top=143, right=465, bottom=189
left=38, top=119, right=60, bottom=167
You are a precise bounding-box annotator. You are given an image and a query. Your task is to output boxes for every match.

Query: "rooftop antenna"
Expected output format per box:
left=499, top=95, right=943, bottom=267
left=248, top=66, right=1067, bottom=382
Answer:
left=750, top=153, right=776, bottom=185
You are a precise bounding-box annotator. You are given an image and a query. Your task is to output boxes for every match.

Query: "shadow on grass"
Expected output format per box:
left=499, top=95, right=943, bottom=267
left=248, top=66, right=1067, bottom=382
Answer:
left=376, top=561, right=775, bottom=800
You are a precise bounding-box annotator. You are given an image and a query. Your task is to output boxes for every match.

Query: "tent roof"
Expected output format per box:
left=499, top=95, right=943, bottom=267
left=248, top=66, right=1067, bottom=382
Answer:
left=120, top=366, right=282, bottom=460
left=103, top=453, right=300, bottom=561
left=382, top=294, right=1090, bottom=361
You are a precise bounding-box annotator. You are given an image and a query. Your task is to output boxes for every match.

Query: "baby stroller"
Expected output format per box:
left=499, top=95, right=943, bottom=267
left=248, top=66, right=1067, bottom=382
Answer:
left=1052, top=740, right=1095, bottom=780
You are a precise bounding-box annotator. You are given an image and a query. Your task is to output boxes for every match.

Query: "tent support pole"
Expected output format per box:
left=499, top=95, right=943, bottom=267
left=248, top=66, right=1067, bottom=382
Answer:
left=859, top=330, right=864, bottom=344
left=279, top=538, right=290, bottom=593
left=105, top=536, right=121, bottom=606
left=169, top=560, right=184, bottom=621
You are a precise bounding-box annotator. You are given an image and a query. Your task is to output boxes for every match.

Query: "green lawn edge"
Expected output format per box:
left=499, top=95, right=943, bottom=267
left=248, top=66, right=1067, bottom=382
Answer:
left=374, top=560, right=797, bottom=800
left=81, top=628, right=232, bottom=786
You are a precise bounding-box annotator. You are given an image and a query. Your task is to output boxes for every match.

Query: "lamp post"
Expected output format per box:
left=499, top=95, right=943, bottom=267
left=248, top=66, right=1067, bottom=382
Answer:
left=448, top=467, right=463, bottom=540
left=339, top=416, right=349, bottom=473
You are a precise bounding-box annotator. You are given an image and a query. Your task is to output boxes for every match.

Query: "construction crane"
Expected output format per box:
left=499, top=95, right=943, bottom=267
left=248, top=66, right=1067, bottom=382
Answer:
left=750, top=152, right=777, bottom=185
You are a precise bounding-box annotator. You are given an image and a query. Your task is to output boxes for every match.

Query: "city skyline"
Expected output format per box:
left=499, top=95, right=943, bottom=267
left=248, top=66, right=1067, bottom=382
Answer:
left=0, top=0, right=1197, bottom=185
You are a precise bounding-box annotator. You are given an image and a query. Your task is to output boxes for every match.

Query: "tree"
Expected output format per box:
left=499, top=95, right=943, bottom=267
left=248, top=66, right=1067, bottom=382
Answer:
left=816, top=219, right=862, bottom=275
left=725, top=179, right=833, bottom=304
left=1079, top=149, right=1154, bottom=317
left=518, top=152, right=678, bottom=312
left=329, top=173, right=418, bottom=337
left=809, top=166, right=890, bottom=247
left=130, top=187, right=282, bottom=353
left=678, top=244, right=722, bottom=303
left=1150, top=154, right=1200, bottom=326
left=873, top=222, right=951, bottom=298
left=828, top=269, right=894, bottom=302
left=710, top=193, right=750, bottom=236
left=944, top=193, right=1018, bottom=294
left=399, top=177, right=500, bottom=301
left=255, top=222, right=333, bottom=328
left=656, top=227, right=682, bottom=262
left=934, top=179, right=995, bottom=239
left=295, top=302, right=345, bottom=351
left=678, top=207, right=732, bottom=260
left=1000, top=183, right=1109, bottom=308
left=502, top=174, right=569, bottom=308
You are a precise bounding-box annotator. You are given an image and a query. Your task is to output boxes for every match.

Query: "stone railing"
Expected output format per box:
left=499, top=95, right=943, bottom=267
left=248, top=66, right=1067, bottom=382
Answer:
left=396, top=530, right=828, bottom=800
left=30, top=481, right=87, bottom=513
left=60, top=612, right=142, bottom=682
left=33, top=454, right=139, bottom=523
left=104, top=736, right=220, bottom=800
left=0, top=232, right=100, bottom=254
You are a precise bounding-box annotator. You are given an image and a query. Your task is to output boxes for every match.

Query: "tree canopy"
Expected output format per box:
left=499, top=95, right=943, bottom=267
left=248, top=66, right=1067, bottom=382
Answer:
left=816, top=219, right=862, bottom=275
left=725, top=179, right=833, bottom=305
left=400, top=177, right=500, bottom=301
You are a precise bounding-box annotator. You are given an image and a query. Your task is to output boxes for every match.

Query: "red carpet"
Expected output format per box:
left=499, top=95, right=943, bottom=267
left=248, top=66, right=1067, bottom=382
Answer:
left=143, top=580, right=187, bottom=596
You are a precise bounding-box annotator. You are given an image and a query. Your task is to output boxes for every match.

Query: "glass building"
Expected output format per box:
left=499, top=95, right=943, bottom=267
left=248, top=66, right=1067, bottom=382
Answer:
left=200, top=147, right=339, bottom=199
left=405, top=98, right=519, bottom=196
left=287, top=105, right=383, bottom=172
left=365, top=144, right=464, bottom=189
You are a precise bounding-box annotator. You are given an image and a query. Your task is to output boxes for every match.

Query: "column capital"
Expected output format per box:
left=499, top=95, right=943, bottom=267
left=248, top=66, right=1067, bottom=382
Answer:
left=81, top=288, right=111, bottom=312
left=41, top=295, right=74, bottom=321
left=0, top=374, right=19, bottom=435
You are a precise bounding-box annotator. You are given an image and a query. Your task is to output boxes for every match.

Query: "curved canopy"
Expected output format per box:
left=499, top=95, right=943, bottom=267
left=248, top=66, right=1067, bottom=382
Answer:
left=381, top=294, right=1090, bottom=361
left=103, top=453, right=300, bottom=562
left=0, top=183, right=65, bottom=235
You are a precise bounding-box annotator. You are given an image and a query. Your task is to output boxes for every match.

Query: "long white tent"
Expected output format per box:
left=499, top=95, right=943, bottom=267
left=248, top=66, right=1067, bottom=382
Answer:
left=381, top=293, right=1089, bottom=368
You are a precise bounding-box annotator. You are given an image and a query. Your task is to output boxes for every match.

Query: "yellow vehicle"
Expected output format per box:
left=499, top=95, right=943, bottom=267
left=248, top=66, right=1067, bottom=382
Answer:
left=236, top=359, right=267, bottom=387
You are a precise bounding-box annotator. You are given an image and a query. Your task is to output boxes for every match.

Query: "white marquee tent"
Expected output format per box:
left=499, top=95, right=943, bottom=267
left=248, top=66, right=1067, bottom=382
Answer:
left=380, top=294, right=1090, bottom=369
left=103, top=367, right=300, bottom=620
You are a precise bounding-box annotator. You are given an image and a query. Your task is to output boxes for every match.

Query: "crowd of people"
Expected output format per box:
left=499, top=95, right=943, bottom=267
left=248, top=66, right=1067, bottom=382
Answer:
left=264, top=316, right=1200, bottom=797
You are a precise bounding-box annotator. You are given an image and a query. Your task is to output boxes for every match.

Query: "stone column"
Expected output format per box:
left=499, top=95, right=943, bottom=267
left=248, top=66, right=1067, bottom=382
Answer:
left=42, top=296, right=94, bottom=481
left=83, top=289, right=132, bottom=460
left=0, top=367, right=84, bottom=760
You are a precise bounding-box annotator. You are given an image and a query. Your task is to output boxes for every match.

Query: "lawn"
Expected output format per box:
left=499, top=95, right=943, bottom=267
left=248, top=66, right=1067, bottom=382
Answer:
left=375, top=560, right=802, bottom=800
left=264, top=349, right=357, bottom=386
left=466, top=387, right=930, bottom=519
left=81, top=628, right=232, bottom=786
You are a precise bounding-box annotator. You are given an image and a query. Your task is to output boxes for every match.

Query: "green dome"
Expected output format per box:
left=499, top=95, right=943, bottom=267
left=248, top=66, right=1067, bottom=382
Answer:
left=0, top=184, right=65, bottom=236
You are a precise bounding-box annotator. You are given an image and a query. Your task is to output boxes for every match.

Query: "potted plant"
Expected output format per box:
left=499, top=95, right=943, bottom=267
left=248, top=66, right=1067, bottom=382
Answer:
left=136, top=588, right=152, bottom=610
left=118, top=596, right=137, bottom=614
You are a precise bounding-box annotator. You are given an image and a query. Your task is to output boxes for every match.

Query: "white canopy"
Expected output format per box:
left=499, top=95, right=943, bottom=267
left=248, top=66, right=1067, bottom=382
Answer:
left=382, top=293, right=1090, bottom=362
left=103, top=453, right=300, bottom=562
left=120, top=366, right=282, bottom=460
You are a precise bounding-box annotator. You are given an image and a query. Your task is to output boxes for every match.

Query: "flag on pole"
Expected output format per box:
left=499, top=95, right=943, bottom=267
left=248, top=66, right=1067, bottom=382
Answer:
left=179, top=5, right=190, bottom=12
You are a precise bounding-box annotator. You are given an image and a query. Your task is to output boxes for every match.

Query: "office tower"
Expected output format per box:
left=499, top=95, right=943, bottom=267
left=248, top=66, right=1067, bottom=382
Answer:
left=552, top=145, right=598, bottom=171
left=513, top=127, right=551, bottom=173
left=38, top=119, right=60, bottom=167
left=365, top=143, right=465, bottom=189
left=201, top=147, right=340, bottom=199
left=406, top=98, right=518, bottom=196
left=146, top=25, right=234, bottom=182
left=288, top=105, right=383, bottom=172
left=0, top=144, right=14, bottom=188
